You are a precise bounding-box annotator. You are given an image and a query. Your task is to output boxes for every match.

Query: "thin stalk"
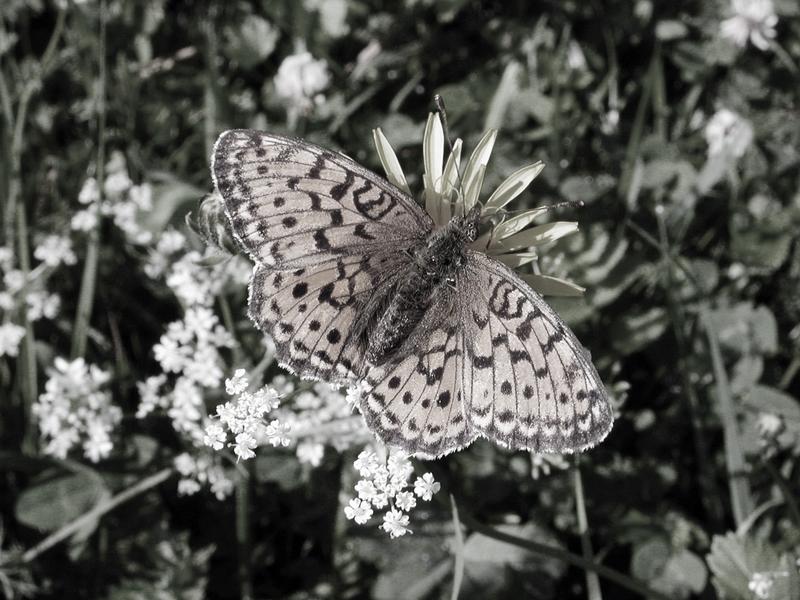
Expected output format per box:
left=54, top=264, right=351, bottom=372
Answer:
left=235, top=463, right=253, bottom=600
left=655, top=212, right=725, bottom=527
left=71, top=1, right=106, bottom=359
left=456, top=510, right=673, bottom=600
left=618, top=50, right=656, bottom=197
left=573, top=463, right=602, bottom=600
left=762, top=458, right=800, bottom=531
left=16, top=204, right=37, bottom=453
left=22, top=468, right=173, bottom=563
left=651, top=41, right=667, bottom=141
left=701, top=305, right=755, bottom=527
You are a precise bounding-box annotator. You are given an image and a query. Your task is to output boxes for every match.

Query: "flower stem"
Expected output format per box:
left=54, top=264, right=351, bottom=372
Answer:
left=71, top=1, right=106, bottom=359
left=573, top=462, right=602, bottom=600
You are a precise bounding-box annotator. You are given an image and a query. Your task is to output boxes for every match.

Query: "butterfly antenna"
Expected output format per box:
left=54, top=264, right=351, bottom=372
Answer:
left=500, top=200, right=586, bottom=217
left=434, top=94, right=468, bottom=213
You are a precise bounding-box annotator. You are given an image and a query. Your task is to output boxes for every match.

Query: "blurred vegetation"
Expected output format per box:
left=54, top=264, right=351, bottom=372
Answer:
left=1, top=0, right=800, bottom=599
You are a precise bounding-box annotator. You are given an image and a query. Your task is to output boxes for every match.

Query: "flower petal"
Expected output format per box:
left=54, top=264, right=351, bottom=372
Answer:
left=521, top=274, right=585, bottom=297
left=484, top=162, right=545, bottom=212
left=494, top=251, right=538, bottom=268
left=372, top=128, right=410, bottom=195
left=488, top=221, right=578, bottom=253
left=461, top=129, right=497, bottom=211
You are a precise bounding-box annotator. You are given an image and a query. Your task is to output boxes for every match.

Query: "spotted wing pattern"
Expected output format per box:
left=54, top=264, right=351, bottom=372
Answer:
left=212, top=129, right=431, bottom=269
left=358, top=325, right=477, bottom=459
left=461, top=253, right=612, bottom=453
left=354, top=253, right=612, bottom=457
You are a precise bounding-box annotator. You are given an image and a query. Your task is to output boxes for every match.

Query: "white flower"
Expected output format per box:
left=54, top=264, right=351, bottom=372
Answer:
left=273, top=51, right=330, bottom=112
left=756, top=412, right=783, bottom=438
left=26, top=291, right=60, bottom=321
left=720, top=0, right=777, bottom=51
left=103, top=170, right=133, bottom=199
left=344, top=498, right=373, bottom=525
left=3, top=270, right=25, bottom=293
left=33, top=235, right=77, bottom=268
left=748, top=572, right=774, bottom=599
left=234, top=432, right=258, bottom=460
left=395, top=491, right=417, bottom=511
left=567, top=41, right=586, bottom=70
left=203, top=423, right=227, bottom=450
left=136, top=374, right=167, bottom=418
left=0, top=292, right=14, bottom=311
left=0, top=323, right=26, bottom=357
left=353, top=449, right=379, bottom=476
left=177, top=478, right=202, bottom=496
left=704, top=108, right=754, bottom=159
left=225, top=369, right=249, bottom=395
left=78, top=177, right=100, bottom=204
left=413, top=473, right=440, bottom=501
left=355, top=479, right=378, bottom=502
left=33, top=357, right=120, bottom=462
left=129, top=183, right=153, bottom=210
left=0, top=246, right=15, bottom=270
left=381, top=509, right=411, bottom=538
left=530, top=453, right=570, bottom=479
left=157, top=229, right=186, bottom=255
left=296, top=441, right=324, bottom=466
left=72, top=208, right=99, bottom=231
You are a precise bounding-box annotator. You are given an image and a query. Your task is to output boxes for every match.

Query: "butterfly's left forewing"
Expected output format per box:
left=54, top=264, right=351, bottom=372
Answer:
left=214, top=130, right=432, bottom=383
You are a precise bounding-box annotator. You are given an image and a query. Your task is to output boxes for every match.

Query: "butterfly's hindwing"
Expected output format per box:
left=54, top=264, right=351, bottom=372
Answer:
left=213, top=130, right=432, bottom=269
left=248, top=252, right=405, bottom=384
left=357, top=326, right=476, bottom=458
left=462, top=253, right=613, bottom=453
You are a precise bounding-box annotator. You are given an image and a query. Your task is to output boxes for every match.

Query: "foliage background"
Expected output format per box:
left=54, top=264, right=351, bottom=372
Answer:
left=1, top=0, right=800, bottom=598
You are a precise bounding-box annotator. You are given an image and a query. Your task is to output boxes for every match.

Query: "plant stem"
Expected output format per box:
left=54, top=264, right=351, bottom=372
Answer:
left=573, top=462, right=603, bottom=600
left=655, top=212, right=725, bottom=527
left=456, top=510, right=673, bottom=600
left=71, top=1, right=106, bottom=359
left=701, top=305, right=755, bottom=527
left=235, top=463, right=253, bottom=600
left=762, top=458, right=800, bottom=531
left=619, top=49, right=656, bottom=197
left=16, top=204, right=37, bottom=453
left=22, top=468, right=173, bottom=563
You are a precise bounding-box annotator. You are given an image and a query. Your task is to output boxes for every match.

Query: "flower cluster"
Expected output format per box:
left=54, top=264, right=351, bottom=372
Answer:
left=276, top=380, right=372, bottom=467
left=343, top=448, right=440, bottom=539
left=72, top=150, right=153, bottom=244
left=174, top=452, right=234, bottom=500
left=32, top=357, right=121, bottom=462
left=204, top=369, right=289, bottom=460
left=138, top=307, right=234, bottom=444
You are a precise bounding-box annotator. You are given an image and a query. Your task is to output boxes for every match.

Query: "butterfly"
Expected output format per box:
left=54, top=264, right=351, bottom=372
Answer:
left=211, top=128, right=613, bottom=458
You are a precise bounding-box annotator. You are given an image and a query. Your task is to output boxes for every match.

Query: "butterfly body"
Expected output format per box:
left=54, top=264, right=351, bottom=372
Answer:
left=366, top=208, right=478, bottom=365
left=212, top=129, right=614, bottom=458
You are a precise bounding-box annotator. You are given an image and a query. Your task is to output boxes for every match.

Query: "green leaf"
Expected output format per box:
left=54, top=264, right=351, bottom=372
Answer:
left=707, top=532, right=781, bottom=600
left=631, top=538, right=671, bottom=581
left=372, top=128, right=411, bottom=195
left=610, top=308, right=669, bottom=355
left=15, top=471, right=109, bottom=533
left=743, top=385, right=800, bottom=420
left=558, top=174, right=615, bottom=205
left=484, top=162, right=545, bottom=212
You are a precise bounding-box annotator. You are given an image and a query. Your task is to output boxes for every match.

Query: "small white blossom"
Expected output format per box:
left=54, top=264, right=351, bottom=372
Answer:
left=33, top=235, right=77, bottom=268
left=530, top=453, right=570, bottom=479
left=203, top=423, right=227, bottom=450
left=748, top=572, right=774, bottom=599
left=129, top=183, right=153, bottom=210
left=274, top=51, right=330, bottom=113
left=413, top=473, right=440, bottom=501
left=0, top=247, right=13, bottom=271
left=344, top=498, right=373, bottom=525
left=26, top=291, right=60, bottom=321
left=3, top=270, right=25, bottom=293
left=720, top=0, right=777, bottom=51
left=103, top=170, right=133, bottom=199
left=78, top=177, right=100, bottom=204
left=156, top=229, right=186, bottom=255
left=704, top=108, right=754, bottom=159
left=756, top=412, right=783, bottom=438
left=395, top=491, right=417, bottom=511
left=0, top=323, right=26, bottom=357
left=136, top=374, right=167, bottom=418
left=296, top=441, right=324, bottom=466
left=71, top=208, right=99, bottom=232
left=354, top=449, right=379, bottom=477
left=381, top=509, right=411, bottom=538
left=225, top=369, right=249, bottom=395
